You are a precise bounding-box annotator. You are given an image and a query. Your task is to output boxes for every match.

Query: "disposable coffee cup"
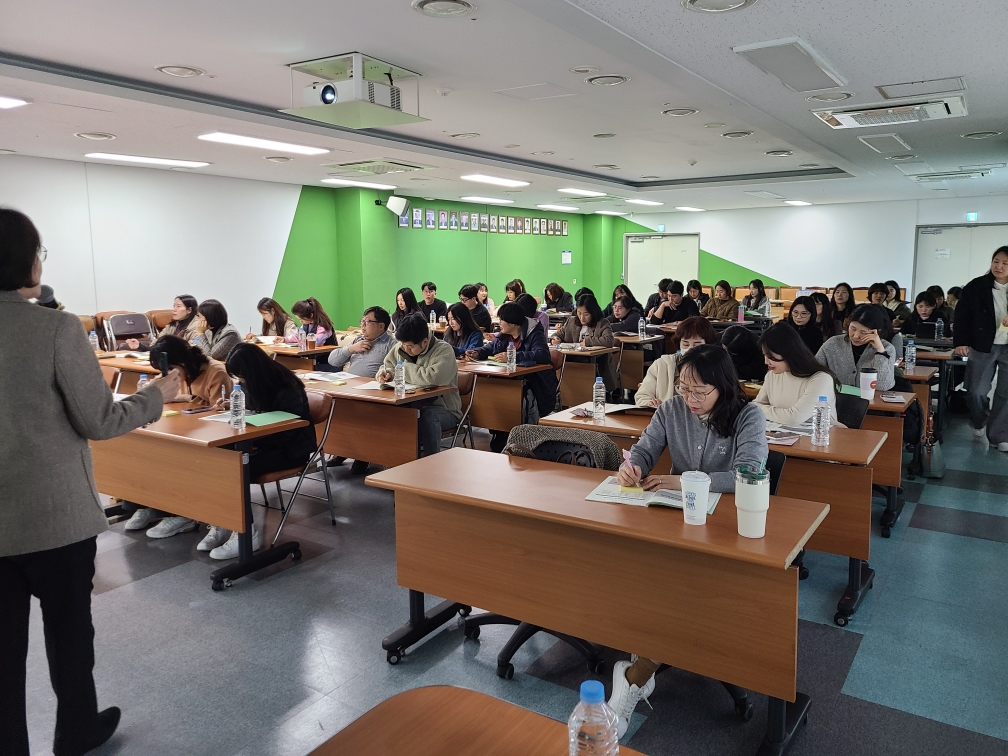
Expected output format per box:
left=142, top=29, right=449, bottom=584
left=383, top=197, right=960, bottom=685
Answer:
left=859, top=368, right=878, bottom=401
left=735, top=465, right=770, bottom=539
left=680, top=471, right=711, bottom=525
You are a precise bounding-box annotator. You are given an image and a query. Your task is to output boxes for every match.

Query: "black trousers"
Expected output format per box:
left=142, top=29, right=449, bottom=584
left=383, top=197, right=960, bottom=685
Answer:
left=0, top=537, right=101, bottom=756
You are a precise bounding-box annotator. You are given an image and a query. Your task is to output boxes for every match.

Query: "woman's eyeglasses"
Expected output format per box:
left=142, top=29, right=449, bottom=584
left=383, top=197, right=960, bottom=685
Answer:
left=676, top=383, right=716, bottom=402
left=37, top=246, right=47, bottom=262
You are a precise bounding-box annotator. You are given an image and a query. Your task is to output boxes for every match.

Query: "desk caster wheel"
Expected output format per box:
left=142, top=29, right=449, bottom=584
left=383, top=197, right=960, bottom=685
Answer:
left=588, top=658, right=606, bottom=675
left=212, top=580, right=224, bottom=592
left=798, top=565, right=809, bottom=580
left=736, top=701, right=754, bottom=722
left=497, top=663, right=515, bottom=680
left=387, top=650, right=402, bottom=665
left=458, top=606, right=471, bottom=617
left=291, top=549, right=302, bottom=561
left=881, top=526, right=891, bottom=538
left=834, top=612, right=849, bottom=627
left=464, top=625, right=480, bottom=640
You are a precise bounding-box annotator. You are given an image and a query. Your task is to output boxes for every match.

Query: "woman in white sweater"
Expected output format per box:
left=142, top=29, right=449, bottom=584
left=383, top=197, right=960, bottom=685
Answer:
left=634, top=316, right=717, bottom=407
left=755, top=322, right=841, bottom=425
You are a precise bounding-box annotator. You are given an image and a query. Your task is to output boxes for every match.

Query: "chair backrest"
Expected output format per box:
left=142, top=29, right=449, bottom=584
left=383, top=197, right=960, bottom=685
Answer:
left=503, top=424, right=623, bottom=471
left=79, top=314, right=96, bottom=336
left=93, top=310, right=128, bottom=350
left=457, top=370, right=475, bottom=399
left=734, top=286, right=749, bottom=301
left=146, top=309, right=174, bottom=330
left=779, top=287, right=800, bottom=301
left=306, top=389, right=336, bottom=451
left=100, top=365, right=121, bottom=392
left=766, top=450, right=786, bottom=496
left=106, top=313, right=153, bottom=349
left=836, top=393, right=869, bottom=429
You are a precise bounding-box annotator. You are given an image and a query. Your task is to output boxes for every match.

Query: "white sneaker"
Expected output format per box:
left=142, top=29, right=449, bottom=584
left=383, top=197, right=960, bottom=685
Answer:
left=146, top=516, right=197, bottom=539
left=124, top=507, right=157, bottom=531
left=974, top=426, right=987, bottom=438
left=209, top=525, right=262, bottom=561
left=998, top=442, right=1008, bottom=453
left=608, top=659, right=656, bottom=738
left=197, top=525, right=231, bottom=552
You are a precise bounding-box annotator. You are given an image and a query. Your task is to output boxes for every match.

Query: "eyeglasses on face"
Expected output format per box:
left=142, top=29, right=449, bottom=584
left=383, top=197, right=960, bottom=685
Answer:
left=360, top=318, right=378, bottom=326
left=676, top=382, right=716, bottom=402
left=37, top=245, right=47, bottom=262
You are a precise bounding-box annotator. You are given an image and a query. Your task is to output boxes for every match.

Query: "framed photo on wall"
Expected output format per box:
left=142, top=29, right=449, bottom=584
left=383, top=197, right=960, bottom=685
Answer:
left=532, top=218, right=540, bottom=234
left=547, top=219, right=554, bottom=235
left=541, top=218, right=547, bottom=234
left=498, top=215, right=507, bottom=232
left=562, top=220, right=568, bottom=236
left=439, top=210, right=448, bottom=230
left=489, top=214, right=498, bottom=233
left=398, top=210, right=409, bottom=228
left=507, top=216, right=515, bottom=233
left=472, top=211, right=481, bottom=231
left=460, top=211, right=469, bottom=231
left=524, top=217, right=531, bottom=234
left=426, top=209, right=436, bottom=229
left=413, top=207, right=423, bottom=228
left=449, top=210, right=459, bottom=230
left=481, top=213, right=489, bottom=232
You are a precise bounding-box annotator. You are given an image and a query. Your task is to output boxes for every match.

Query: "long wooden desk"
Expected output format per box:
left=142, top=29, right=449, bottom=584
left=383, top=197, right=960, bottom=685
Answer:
left=310, top=686, right=645, bottom=756
left=260, top=343, right=337, bottom=371
left=457, top=361, right=552, bottom=432
left=864, top=391, right=915, bottom=537
left=367, top=448, right=829, bottom=755
left=552, top=345, right=620, bottom=407
left=300, top=375, right=456, bottom=468
left=90, top=403, right=308, bottom=590
left=613, top=333, right=663, bottom=391
left=96, top=353, right=159, bottom=392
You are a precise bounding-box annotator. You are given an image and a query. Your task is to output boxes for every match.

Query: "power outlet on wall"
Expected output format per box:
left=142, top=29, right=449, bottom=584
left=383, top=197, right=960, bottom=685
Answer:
left=572, top=279, right=576, bottom=284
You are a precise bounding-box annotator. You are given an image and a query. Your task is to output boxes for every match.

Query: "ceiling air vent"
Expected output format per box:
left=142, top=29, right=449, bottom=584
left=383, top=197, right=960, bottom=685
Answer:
left=912, top=170, right=989, bottom=183
left=322, top=159, right=429, bottom=176
left=813, top=96, right=967, bottom=129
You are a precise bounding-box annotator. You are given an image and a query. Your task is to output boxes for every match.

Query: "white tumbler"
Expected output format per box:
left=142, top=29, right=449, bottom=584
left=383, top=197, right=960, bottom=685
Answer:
left=735, top=466, right=770, bottom=539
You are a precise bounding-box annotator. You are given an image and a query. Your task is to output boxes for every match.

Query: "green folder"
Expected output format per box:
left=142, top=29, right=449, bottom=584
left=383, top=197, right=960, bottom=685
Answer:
left=244, top=411, right=300, bottom=427
left=839, top=384, right=862, bottom=396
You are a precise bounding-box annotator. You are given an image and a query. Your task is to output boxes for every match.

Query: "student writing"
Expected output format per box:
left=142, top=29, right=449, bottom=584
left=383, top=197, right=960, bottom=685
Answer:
left=246, top=297, right=299, bottom=343
left=551, top=293, right=617, bottom=391
left=444, top=301, right=484, bottom=357
left=648, top=279, right=700, bottom=324
left=755, top=322, right=839, bottom=425
left=687, top=279, right=709, bottom=309
left=543, top=282, right=574, bottom=312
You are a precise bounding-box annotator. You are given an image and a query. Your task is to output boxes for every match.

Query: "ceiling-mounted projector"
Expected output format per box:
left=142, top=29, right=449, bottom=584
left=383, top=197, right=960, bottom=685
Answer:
left=385, top=196, right=410, bottom=216
left=304, top=79, right=402, bottom=111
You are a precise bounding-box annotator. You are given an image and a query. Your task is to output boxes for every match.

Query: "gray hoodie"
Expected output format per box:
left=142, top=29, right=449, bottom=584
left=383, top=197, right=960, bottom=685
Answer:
left=629, top=397, right=769, bottom=493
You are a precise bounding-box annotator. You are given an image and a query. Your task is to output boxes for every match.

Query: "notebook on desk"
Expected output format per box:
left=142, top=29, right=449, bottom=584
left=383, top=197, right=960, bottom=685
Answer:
left=586, top=476, right=721, bottom=513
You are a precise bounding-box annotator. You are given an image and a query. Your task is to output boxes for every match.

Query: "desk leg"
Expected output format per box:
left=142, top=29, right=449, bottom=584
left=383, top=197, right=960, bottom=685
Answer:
left=209, top=441, right=301, bottom=591
left=935, top=360, right=949, bottom=441
left=381, top=589, right=470, bottom=665
left=879, top=486, right=903, bottom=538
left=834, top=557, right=874, bottom=627
left=756, top=694, right=811, bottom=756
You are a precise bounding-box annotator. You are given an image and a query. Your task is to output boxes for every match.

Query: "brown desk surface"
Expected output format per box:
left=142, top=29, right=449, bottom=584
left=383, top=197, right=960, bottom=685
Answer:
left=97, top=354, right=160, bottom=373
left=540, top=406, right=658, bottom=437
left=299, top=374, right=456, bottom=406
left=131, top=402, right=309, bottom=448
left=260, top=344, right=337, bottom=357
left=868, top=391, right=915, bottom=413
left=550, top=345, right=620, bottom=357
left=903, top=366, right=938, bottom=382
left=614, top=333, right=664, bottom=345
left=456, top=361, right=552, bottom=378
left=914, top=349, right=954, bottom=361
left=657, top=323, right=679, bottom=333
left=367, top=447, right=829, bottom=570
left=309, top=686, right=645, bottom=756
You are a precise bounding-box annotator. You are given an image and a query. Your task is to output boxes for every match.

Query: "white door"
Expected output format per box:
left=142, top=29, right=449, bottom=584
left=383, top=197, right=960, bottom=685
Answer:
left=624, top=233, right=700, bottom=301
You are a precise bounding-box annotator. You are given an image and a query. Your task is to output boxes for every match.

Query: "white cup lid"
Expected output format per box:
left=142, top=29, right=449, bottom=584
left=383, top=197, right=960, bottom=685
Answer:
left=680, top=470, right=711, bottom=484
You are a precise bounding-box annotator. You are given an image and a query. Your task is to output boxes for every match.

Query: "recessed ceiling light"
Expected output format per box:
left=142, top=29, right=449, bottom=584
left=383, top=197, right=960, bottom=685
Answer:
left=704, top=123, right=725, bottom=128
left=265, top=156, right=292, bottom=163
left=682, top=0, right=758, bottom=11
left=0, top=96, right=29, bottom=109
left=662, top=108, right=698, bottom=117
left=594, top=133, right=616, bottom=138
left=85, top=153, right=209, bottom=168
left=571, top=66, right=599, bottom=74
left=461, top=174, right=530, bottom=188
left=586, top=75, right=630, bottom=86
left=74, top=132, right=116, bottom=141
left=538, top=204, right=580, bottom=212
left=531, top=151, right=555, bottom=155
left=886, top=154, right=917, bottom=161
left=450, top=132, right=480, bottom=139
left=595, top=210, right=627, bottom=216
left=806, top=92, right=854, bottom=103
left=593, top=164, right=619, bottom=170
left=675, top=206, right=706, bottom=212
left=559, top=188, right=606, bottom=197
left=799, top=163, right=820, bottom=168
left=723, top=131, right=754, bottom=139
left=503, top=143, right=520, bottom=148
left=785, top=200, right=811, bottom=206
left=460, top=195, right=514, bottom=205
left=322, top=178, right=397, bottom=190
left=156, top=65, right=206, bottom=78
left=765, top=149, right=793, bottom=157
left=962, top=131, right=1002, bottom=139
left=625, top=199, right=664, bottom=206
left=412, top=0, right=476, bottom=17
left=198, top=132, right=329, bottom=155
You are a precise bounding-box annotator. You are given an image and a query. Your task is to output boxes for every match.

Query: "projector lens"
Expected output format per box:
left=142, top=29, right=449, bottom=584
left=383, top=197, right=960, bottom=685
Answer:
left=320, top=84, right=337, bottom=105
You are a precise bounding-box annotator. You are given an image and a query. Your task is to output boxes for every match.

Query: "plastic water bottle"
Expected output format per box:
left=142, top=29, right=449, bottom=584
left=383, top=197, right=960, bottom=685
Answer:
left=637, top=317, right=646, bottom=339
left=429, top=310, right=436, bottom=326
left=298, top=327, right=307, bottom=351
left=811, top=395, right=830, bottom=447
left=935, top=318, right=944, bottom=340
left=568, top=680, right=618, bottom=756
left=593, top=377, right=606, bottom=424
left=136, top=374, right=148, bottom=392
left=229, top=383, right=246, bottom=430
left=394, top=360, right=406, bottom=398
left=506, top=341, right=516, bottom=373
left=737, top=304, right=745, bottom=322
left=89, top=330, right=100, bottom=351
left=905, top=339, right=916, bottom=371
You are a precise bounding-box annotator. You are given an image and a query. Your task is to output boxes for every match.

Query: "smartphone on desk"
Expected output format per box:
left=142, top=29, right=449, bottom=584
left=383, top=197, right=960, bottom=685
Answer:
left=182, top=407, right=215, bottom=415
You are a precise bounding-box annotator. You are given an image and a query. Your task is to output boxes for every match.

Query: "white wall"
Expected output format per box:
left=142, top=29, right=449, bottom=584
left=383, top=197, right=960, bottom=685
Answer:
left=0, top=155, right=301, bottom=327
left=634, top=196, right=1008, bottom=292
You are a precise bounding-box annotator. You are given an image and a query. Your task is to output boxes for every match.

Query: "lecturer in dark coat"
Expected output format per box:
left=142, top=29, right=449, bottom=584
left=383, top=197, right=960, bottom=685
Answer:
left=0, top=209, right=180, bottom=756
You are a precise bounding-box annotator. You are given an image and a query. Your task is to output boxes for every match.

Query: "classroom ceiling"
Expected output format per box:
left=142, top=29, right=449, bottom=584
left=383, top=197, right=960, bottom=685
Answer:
left=1, top=0, right=1006, bottom=213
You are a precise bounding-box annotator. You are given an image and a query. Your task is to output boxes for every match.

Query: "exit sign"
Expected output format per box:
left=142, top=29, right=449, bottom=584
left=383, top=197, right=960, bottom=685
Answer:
left=967, top=212, right=978, bottom=222
left=657, top=224, right=665, bottom=232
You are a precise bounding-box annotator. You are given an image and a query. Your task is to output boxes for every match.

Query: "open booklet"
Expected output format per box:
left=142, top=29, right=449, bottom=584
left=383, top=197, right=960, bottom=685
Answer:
left=764, top=420, right=813, bottom=446
left=568, top=401, right=646, bottom=416
left=585, top=476, right=720, bottom=514
left=300, top=371, right=351, bottom=383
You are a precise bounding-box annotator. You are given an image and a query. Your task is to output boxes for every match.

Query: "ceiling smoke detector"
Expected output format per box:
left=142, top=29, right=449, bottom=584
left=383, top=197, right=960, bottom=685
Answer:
left=799, top=163, right=819, bottom=168
left=571, top=66, right=598, bottom=74
left=662, top=107, right=698, bottom=116
left=593, top=164, right=620, bottom=170
left=265, top=156, right=292, bottom=163
left=594, top=133, right=616, bottom=138
left=74, top=132, right=116, bottom=140
left=586, top=74, right=630, bottom=86
left=641, top=175, right=660, bottom=179
left=503, top=143, right=520, bottom=148
left=532, top=151, right=555, bottom=155
left=807, top=92, right=854, bottom=103
left=682, top=0, right=758, bottom=11
left=412, top=0, right=475, bottom=17
left=450, top=132, right=480, bottom=139
left=962, top=131, right=1001, bottom=139
left=765, top=149, right=793, bottom=157
left=722, top=131, right=754, bottom=138
left=156, top=65, right=206, bottom=78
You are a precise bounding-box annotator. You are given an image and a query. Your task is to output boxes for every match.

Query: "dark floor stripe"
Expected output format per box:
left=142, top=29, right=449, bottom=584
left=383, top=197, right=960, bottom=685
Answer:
left=909, top=502, right=1008, bottom=544
left=927, top=469, right=1008, bottom=494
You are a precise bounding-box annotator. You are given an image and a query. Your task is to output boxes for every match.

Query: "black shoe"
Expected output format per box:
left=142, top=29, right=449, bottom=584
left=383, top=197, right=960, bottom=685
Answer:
left=54, top=707, right=121, bottom=756
left=350, top=460, right=370, bottom=474
left=328, top=455, right=346, bottom=466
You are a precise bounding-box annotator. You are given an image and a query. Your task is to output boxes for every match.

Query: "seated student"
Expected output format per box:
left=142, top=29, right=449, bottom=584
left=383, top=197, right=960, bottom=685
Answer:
left=328, top=306, right=394, bottom=376
left=635, top=316, right=716, bottom=407
left=444, top=301, right=484, bottom=357
left=721, top=325, right=768, bottom=381
left=883, top=280, right=912, bottom=325
left=476, top=282, right=495, bottom=311
left=123, top=335, right=233, bottom=539
left=816, top=304, right=897, bottom=391
left=551, top=293, right=617, bottom=391
left=687, top=279, right=710, bottom=309
left=946, top=286, right=962, bottom=311
left=830, top=282, right=855, bottom=331
left=927, top=285, right=955, bottom=325
left=700, top=280, right=741, bottom=320
left=419, top=282, right=448, bottom=322
left=810, top=290, right=839, bottom=342
left=459, top=283, right=493, bottom=331
left=785, top=295, right=824, bottom=354
left=392, top=287, right=422, bottom=331
left=516, top=292, right=550, bottom=334
left=201, top=343, right=317, bottom=559
left=755, top=322, right=839, bottom=425
left=377, top=314, right=461, bottom=457
left=611, top=344, right=768, bottom=735
left=602, top=284, right=644, bottom=320
left=192, top=299, right=242, bottom=362
left=649, top=280, right=700, bottom=324
left=126, top=294, right=198, bottom=349
left=246, top=297, right=299, bottom=343
left=504, top=278, right=526, bottom=302
left=645, top=278, right=673, bottom=316
left=741, top=278, right=771, bottom=316
left=292, top=297, right=337, bottom=370
left=573, top=286, right=595, bottom=303
left=900, top=291, right=941, bottom=335
left=608, top=295, right=642, bottom=333
left=543, top=282, right=574, bottom=312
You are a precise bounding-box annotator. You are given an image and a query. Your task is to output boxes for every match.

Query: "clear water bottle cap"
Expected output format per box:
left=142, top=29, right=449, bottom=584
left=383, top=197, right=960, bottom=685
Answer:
left=579, top=680, right=605, bottom=704
left=819, top=396, right=828, bottom=401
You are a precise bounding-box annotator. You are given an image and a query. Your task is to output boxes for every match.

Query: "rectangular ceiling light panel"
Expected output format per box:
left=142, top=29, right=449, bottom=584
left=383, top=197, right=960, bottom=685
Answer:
left=493, top=83, right=577, bottom=101
left=857, top=133, right=912, bottom=154
left=733, top=38, right=845, bottom=92
left=877, top=77, right=966, bottom=100
left=745, top=190, right=785, bottom=199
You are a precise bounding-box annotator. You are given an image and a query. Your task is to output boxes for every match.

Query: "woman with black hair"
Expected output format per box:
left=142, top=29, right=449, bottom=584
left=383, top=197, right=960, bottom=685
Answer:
left=756, top=322, right=840, bottom=425
left=125, top=294, right=198, bottom=349
left=391, top=287, right=422, bottom=331
left=883, top=280, right=912, bottom=324
left=741, top=278, right=770, bottom=316
left=610, top=344, right=768, bottom=735
left=246, top=297, right=299, bottom=343
left=543, top=282, right=574, bottom=312
left=444, top=301, right=483, bottom=357
left=785, top=295, right=824, bottom=354
left=721, top=325, right=767, bottom=381
left=816, top=303, right=897, bottom=390
left=900, top=291, right=941, bottom=335
left=192, top=299, right=242, bottom=362
left=291, top=297, right=336, bottom=346
left=504, top=279, right=526, bottom=302
left=701, top=280, right=741, bottom=320
left=926, top=285, right=955, bottom=325
left=551, top=293, right=617, bottom=391
left=809, top=291, right=838, bottom=342
left=516, top=292, right=550, bottom=334
left=830, top=282, right=855, bottom=331
left=687, top=279, right=709, bottom=309
left=475, top=282, right=494, bottom=310
left=602, top=284, right=644, bottom=319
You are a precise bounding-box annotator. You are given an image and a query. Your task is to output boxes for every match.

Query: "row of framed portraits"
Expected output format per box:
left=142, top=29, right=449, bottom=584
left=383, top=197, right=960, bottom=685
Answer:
left=400, top=207, right=569, bottom=236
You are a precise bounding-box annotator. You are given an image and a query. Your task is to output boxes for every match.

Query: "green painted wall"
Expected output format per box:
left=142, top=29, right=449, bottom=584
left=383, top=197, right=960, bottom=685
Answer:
left=272, top=186, right=339, bottom=322
left=698, top=249, right=787, bottom=288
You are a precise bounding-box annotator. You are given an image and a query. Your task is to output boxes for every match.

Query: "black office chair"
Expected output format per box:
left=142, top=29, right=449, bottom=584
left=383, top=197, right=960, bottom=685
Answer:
left=836, top=393, right=869, bottom=430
